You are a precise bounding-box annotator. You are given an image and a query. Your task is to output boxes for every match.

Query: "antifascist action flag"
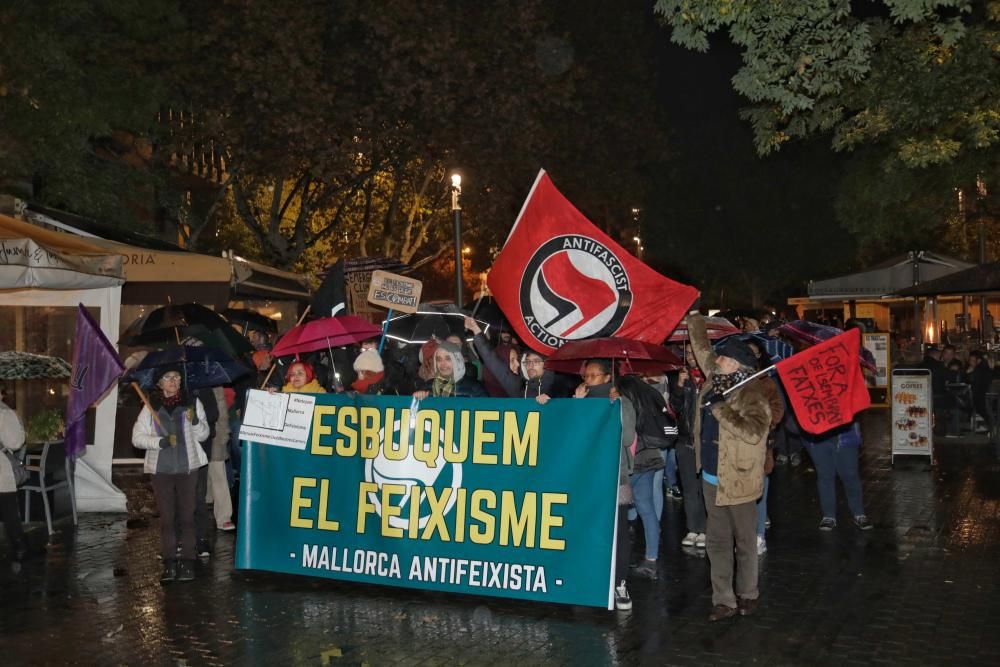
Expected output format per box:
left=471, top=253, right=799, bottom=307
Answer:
left=487, top=170, right=699, bottom=355
left=65, top=304, right=125, bottom=459
left=774, top=327, right=871, bottom=435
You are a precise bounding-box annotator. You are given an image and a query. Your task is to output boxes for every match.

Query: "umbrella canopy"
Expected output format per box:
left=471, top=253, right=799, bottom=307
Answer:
left=271, top=316, right=383, bottom=358
left=716, top=332, right=794, bottom=364
left=544, top=337, right=683, bottom=375
left=777, top=321, right=877, bottom=372
left=0, top=351, right=72, bottom=380
left=383, top=305, right=490, bottom=345
left=665, top=316, right=741, bottom=343
left=462, top=296, right=510, bottom=333
left=223, top=308, right=278, bottom=334
left=121, top=305, right=253, bottom=357
left=125, top=345, right=251, bottom=390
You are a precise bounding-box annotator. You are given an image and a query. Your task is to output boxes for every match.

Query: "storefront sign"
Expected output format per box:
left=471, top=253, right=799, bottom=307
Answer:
left=236, top=394, right=621, bottom=608
left=890, top=369, right=933, bottom=463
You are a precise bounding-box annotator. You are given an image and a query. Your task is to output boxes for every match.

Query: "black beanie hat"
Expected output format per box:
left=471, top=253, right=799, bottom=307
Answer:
left=714, top=339, right=758, bottom=370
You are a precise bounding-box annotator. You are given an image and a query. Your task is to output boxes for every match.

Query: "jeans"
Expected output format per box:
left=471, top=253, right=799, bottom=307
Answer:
left=675, top=442, right=706, bottom=533
left=703, top=481, right=758, bottom=607
left=630, top=471, right=661, bottom=560
left=757, top=475, right=770, bottom=537
left=665, top=449, right=678, bottom=488
left=151, top=471, right=199, bottom=560
left=803, top=441, right=865, bottom=518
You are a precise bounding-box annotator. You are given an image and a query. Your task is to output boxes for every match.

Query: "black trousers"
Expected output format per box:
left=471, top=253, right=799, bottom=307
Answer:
left=615, top=503, right=631, bottom=584
left=151, top=472, right=198, bottom=560
left=1, top=492, right=24, bottom=549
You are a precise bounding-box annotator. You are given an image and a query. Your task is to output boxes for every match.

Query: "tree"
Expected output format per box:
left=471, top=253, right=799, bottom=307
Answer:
left=655, top=0, right=1000, bottom=254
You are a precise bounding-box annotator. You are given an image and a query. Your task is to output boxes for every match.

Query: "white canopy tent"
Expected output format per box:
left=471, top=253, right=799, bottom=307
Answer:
left=807, top=251, right=974, bottom=301
left=0, top=214, right=127, bottom=512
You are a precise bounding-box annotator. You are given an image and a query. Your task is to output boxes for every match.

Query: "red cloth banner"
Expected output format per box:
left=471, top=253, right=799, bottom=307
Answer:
left=487, top=170, right=699, bottom=355
left=775, top=328, right=871, bottom=435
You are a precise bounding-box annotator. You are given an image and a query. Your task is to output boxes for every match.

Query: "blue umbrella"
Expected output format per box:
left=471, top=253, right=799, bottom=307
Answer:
left=126, top=345, right=251, bottom=390
left=715, top=332, right=793, bottom=365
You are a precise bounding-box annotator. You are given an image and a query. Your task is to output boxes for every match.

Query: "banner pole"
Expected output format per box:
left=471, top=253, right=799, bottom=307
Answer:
left=131, top=382, right=166, bottom=437
left=378, top=308, right=393, bottom=354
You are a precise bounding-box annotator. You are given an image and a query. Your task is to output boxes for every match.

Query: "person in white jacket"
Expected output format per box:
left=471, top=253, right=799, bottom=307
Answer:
left=132, top=366, right=209, bottom=584
left=0, top=392, right=28, bottom=561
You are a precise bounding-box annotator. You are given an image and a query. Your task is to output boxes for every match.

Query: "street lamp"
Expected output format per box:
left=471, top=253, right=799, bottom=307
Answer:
left=450, top=173, right=463, bottom=306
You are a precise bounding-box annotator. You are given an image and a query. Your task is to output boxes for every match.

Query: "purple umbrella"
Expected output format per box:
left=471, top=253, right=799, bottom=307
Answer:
left=777, top=321, right=877, bottom=372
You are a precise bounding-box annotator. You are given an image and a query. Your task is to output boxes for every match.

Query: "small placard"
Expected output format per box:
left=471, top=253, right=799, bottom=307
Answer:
left=367, top=270, right=422, bottom=313
left=239, top=389, right=317, bottom=450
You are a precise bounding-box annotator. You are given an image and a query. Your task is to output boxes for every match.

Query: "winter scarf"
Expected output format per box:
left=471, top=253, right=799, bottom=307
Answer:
left=431, top=376, right=457, bottom=397
left=282, top=379, right=327, bottom=394
left=352, top=372, right=385, bottom=394
left=711, top=367, right=754, bottom=395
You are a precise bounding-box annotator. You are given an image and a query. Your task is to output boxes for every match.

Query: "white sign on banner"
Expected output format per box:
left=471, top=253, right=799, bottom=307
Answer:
left=239, top=389, right=317, bottom=450
left=890, top=370, right=933, bottom=464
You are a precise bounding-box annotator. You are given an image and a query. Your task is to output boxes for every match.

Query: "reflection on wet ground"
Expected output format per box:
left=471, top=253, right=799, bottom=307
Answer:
left=2, top=414, right=1000, bottom=665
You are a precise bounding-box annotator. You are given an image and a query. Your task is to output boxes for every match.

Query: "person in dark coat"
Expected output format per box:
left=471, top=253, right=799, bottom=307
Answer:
left=351, top=349, right=398, bottom=395
left=465, top=317, right=556, bottom=401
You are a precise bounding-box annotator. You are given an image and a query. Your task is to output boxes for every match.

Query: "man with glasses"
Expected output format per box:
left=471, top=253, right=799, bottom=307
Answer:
left=465, top=317, right=557, bottom=402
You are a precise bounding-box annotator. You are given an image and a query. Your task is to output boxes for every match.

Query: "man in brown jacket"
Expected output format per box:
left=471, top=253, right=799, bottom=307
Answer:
left=686, top=312, right=771, bottom=622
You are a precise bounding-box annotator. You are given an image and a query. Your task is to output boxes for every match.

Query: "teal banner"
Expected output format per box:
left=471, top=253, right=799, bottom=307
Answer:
left=236, top=394, right=621, bottom=608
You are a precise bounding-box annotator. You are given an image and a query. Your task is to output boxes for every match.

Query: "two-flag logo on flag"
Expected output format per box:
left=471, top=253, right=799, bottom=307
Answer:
left=488, top=170, right=699, bottom=355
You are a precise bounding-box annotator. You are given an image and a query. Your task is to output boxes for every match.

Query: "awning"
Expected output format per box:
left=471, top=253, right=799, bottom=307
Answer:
left=229, top=253, right=312, bottom=302
left=0, top=214, right=125, bottom=289
left=896, top=262, right=1000, bottom=297
left=807, top=252, right=974, bottom=301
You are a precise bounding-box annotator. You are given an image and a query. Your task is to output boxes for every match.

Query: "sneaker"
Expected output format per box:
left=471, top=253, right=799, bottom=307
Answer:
left=218, top=521, right=236, bottom=532
left=159, top=559, right=177, bottom=585
left=695, top=533, right=706, bottom=548
left=681, top=531, right=698, bottom=547
left=775, top=454, right=788, bottom=465
left=789, top=453, right=802, bottom=467
left=614, top=580, right=632, bottom=611
left=819, top=517, right=837, bottom=531
left=176, top=559, right=195, bottom=582
left=633, top=559, right=658, bottom=580
left=756, top=535, right=767, bottom=556
left=854, top=515, right=874, bottom=531
left=197, top=539, right=212, bottom=558
left=667, top=486, right=683, bottom=501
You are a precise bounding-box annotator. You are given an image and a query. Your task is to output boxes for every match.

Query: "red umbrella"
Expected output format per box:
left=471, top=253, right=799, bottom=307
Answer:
left=271, top=316, right=383, bottom=357
left=665, top=316, right=740, bottom=343
left=544, top=337, right=683, bottom=375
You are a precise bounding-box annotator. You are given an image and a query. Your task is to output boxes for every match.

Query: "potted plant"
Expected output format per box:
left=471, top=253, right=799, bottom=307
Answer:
left=26, top=408, right=65, bottom=443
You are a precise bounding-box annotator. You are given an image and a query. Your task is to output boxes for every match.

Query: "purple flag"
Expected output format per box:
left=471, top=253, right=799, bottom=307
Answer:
left=65, top=304, right=125, bottom=459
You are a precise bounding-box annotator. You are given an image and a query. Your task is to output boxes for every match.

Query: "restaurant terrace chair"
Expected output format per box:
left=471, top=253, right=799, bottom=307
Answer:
left=22, top=440, right=77, bottom=536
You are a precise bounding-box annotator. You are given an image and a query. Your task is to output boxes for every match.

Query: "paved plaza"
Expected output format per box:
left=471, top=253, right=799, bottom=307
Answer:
left=2, top=413, right=1000, bottom=666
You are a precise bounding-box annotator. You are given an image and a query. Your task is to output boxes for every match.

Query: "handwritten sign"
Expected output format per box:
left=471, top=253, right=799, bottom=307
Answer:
left=239, top=389, right=317, bottom=450
left=775, top=328, right=871, bottom=435
left=367, top=270, right=422, bottom=313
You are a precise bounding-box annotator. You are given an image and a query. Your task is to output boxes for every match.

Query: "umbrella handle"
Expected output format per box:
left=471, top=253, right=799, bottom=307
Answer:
left=131, top=382, right=166, bottom=437
left=259, top=364, right=278, bottom=390
left=378, top=308, right=393, bottom=355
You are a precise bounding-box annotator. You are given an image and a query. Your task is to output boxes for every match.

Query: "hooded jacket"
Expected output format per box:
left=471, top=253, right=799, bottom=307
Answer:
left=471, top=334, right=554, bottom=398
left=687, top=313, right=771, bottom=507
left=417, top=340, right=488, bottom=398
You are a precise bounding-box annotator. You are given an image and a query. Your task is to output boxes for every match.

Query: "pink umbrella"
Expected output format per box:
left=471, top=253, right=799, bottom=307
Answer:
left=271, top=316, right=383, bottom=357
left=545, top=337, right=683, bottom=375
left=665, top=316, right=740, bottom=343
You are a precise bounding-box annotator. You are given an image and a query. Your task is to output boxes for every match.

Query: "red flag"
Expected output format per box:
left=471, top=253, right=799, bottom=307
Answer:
left=775, top=328, right=871, bottom=435
left=487, top=170, right=699, bottom=355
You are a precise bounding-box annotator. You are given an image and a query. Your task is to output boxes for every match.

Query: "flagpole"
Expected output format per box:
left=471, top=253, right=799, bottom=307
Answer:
left=721, top=367, right=775, bottom=397
left=131, top=382, right=166, bottom=436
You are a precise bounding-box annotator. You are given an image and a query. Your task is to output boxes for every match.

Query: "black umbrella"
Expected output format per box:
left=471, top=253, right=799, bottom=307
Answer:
left=462, top=296, right=510, bottom=333
left=125, top=345, right=251, bottom=390
left=383, top=303, right=490, bottom=345
left=122, top=314, right=253, bottom=358
left=223, top=308, right=278, bottom=335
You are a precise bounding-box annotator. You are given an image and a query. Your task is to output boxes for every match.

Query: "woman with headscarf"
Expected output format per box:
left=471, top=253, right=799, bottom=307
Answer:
left=132, top=365, right=210, bottom=584
left=281, top=361, right=326, bottom=394
left=413, top=340, right=487, bottom=399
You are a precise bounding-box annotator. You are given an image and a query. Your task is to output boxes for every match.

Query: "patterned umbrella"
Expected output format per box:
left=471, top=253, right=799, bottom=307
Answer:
left=665, top=316, right=741, bottom=343
left=0, top=351, right=72, bottom=380
left=124, top=345, right=251, bottom=390
left=777, top=321, right=877, bottom=372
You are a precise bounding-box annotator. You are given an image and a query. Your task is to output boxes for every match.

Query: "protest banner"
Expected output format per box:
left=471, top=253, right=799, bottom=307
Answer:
left=775, top=328, right=871, bottom=434
left=236, top=394, right=622, bottom=609
left=367, top=270, right=422, bottom=313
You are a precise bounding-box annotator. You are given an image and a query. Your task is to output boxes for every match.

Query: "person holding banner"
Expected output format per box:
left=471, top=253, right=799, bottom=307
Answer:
left=413, top=341, right=487, bottom=399
left=686, top=313, right=771, bottom=622
left=281, top=361, right=327, bottom=394
left=575, top=359, right=638, bottom=610
left=132, top=366, right=210, bottom=584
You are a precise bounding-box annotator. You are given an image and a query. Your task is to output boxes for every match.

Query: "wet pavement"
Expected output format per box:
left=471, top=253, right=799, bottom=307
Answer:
left=3, top=413, right=1000, bottom=666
